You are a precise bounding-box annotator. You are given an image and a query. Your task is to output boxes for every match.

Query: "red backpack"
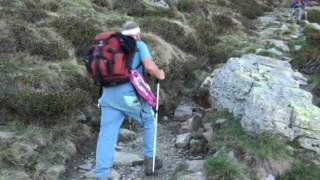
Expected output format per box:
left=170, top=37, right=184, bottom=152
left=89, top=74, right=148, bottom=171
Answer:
left=85, top=32, right=136, bottom=86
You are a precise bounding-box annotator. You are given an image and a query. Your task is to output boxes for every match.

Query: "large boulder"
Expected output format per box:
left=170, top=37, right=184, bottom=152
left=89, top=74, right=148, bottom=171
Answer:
left=209, top=54, right=320, bottom=153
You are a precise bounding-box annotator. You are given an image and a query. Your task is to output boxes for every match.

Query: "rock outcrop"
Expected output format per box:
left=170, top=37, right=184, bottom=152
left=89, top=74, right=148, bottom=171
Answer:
left=210, top=54, right=320, bottom=153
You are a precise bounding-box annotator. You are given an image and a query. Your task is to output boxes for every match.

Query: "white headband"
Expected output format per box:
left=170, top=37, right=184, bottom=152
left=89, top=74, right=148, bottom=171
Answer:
left=121, top=27, right=141, bottom=36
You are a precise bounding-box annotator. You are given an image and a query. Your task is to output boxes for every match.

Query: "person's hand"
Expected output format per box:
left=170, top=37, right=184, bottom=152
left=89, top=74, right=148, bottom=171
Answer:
left=158, top=69, right=165, bottom=80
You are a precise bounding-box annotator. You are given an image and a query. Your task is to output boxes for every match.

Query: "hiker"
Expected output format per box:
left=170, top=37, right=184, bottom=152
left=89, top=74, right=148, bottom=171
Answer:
left=94, top=21, right=165, bottom=180
left=289, top=0, right=308, bottom=23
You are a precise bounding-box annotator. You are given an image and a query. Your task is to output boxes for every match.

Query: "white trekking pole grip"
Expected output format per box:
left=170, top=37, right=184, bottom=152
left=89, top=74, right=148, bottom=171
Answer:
left=152, top=82, right=160, bottom=173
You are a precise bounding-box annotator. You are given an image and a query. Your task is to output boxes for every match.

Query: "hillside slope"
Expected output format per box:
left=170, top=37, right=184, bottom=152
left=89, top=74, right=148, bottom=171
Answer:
left=0, top=0, right=276, bottom=179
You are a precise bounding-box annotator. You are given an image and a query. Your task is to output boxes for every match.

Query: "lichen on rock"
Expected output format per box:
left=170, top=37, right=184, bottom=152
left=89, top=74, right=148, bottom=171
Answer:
left=210, top=54, right=320, bottom=153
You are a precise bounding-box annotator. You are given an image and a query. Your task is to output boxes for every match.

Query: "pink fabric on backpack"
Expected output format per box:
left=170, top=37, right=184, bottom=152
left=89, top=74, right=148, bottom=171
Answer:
left=129, top=70, right=157, bottom=108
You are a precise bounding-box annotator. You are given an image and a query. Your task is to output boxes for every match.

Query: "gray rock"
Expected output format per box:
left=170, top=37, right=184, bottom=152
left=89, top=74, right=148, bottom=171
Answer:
left=46, top=165, right=66, bottom=179
left=267, top=39, right=290, bottom=52
left=258, top=15, right=276, bottom=27
left=73, top=110, right=87, bottom=123
left=79, top=162, right=93, bottom=171
left=177, top=172, right=206, bottom=180
left=114, top=151, right=143, bottom=167
left=180, top=116, right=202, bottom=133
left=202, top=123, right=213, bottom=142
left=186, top=160, right=204, bottom=172
left=162, top=116, right=169, bottom=121
left=119, top=128, right=136, bottom=142
left=0, top=131, right=15, bottom=140
left=209, top=54, right=320, bottom=153
left=84, top=169, right=120, bottom=180
left=174, top=105, right=193, bottom=121
left=280, top=24, right=290, bottom=32
left=282, top=56, right=293, bottom=62
left=200, top=74, right=215, bottom=90
left=175, top=133, right=191, bottom=148
left=112, top=169, right=121, bottom=180
left=265, top=174, right=276, bottom=180
left=146, top=0, right=170, bottom=9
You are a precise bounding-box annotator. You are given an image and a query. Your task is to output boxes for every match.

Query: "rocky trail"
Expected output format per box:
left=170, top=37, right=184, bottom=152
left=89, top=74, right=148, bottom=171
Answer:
left=64, top=6, right=319, bottom=180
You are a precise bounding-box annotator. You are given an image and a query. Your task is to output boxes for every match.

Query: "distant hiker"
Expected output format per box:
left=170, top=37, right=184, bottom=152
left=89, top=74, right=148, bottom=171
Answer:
left=289, top=0, right=308, bottom=23
left=89, top=21, right=165, bottom=180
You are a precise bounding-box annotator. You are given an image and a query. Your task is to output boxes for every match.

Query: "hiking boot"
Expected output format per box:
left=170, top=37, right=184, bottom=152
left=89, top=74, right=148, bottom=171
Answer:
left=144, top=156, right=163, bottom=176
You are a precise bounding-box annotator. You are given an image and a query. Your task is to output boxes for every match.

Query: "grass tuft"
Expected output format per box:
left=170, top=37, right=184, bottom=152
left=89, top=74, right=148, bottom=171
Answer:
left=279, top=163, right=320, bottom=180
left=204, top=154, right=250, bottom=180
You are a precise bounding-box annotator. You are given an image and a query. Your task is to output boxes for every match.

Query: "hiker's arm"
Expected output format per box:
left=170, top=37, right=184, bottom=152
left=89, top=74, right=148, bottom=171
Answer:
left=142, top=57, right=165, bottom=80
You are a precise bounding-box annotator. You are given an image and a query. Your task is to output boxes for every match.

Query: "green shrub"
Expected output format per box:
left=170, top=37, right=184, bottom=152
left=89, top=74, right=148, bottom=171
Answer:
left=229, top=0, right=265, bottom=19
left=216, top=0, right=227, bottom=6
left=20, top=88, right=89, bottom=118
left=304, top=24, right=320, bottom=46
left=291, top=45, right=320, bottom=75
left=308, top=9, right=320, bottom=24
left=204, top=154, right=250, bottom=180
left=141, top=18, right=205, bottom=55
left=257, top=50, right=278, bottom=58
left=9, top=24, right=69, bottom=61
left=208, top=35, right=243, bottom=62
left=242, top=134, right=291, bottom=160
left=52, top=16, right=100, bottom=57
left=92, top=0, right=111, bottom=7
left=19, top=4, right=48, bottom=23
left=176, top=0, right=203, bottom=13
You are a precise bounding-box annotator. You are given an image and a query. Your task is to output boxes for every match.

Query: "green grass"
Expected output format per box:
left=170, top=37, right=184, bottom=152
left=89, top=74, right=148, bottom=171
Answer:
left=256, top=50, right=278, bottom=58
left=208, top=34, right=261, bottom=63
left=203, top=111, right=296, bottom=179
left=308, top=74, right=320, bottom=86
left=207, top=111, right=292, bottom=161
left=279, top=163, right=320, bottom=180
left=204, top=154, right=250, bottom=180
left=241, top=134, right=292, bottom=160
left=288, top=37, right=307, bottom=50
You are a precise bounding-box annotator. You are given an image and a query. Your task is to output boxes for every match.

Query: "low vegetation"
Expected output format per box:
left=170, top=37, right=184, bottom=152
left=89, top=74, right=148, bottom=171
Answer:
left=203, top=111, right=296, bottom=179
left=204, top=154, right=250, bottom=180
left=278, top=163, right=320, bottom=180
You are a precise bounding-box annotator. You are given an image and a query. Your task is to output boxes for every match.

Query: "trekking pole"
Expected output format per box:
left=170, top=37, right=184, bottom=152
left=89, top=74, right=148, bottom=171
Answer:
left=152, top=81, right=160, bottom=174
left=305, top=11, right=308, bottom=21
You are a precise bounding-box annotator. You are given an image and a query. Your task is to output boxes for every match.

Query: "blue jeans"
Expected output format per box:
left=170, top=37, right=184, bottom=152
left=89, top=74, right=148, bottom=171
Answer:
left=95, top=83, right=155, bottom=178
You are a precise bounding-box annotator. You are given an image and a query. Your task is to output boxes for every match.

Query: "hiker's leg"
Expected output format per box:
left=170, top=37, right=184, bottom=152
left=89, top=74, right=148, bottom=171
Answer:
left=96, top=106, right=124, bottom=178
left=298, top=8, right=302, bottom=22
left=123, top=98, right=155, bottom=158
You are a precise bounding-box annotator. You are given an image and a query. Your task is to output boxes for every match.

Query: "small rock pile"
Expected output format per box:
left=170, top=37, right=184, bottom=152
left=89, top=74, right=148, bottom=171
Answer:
left=173, top=104, right=212, bottom=157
